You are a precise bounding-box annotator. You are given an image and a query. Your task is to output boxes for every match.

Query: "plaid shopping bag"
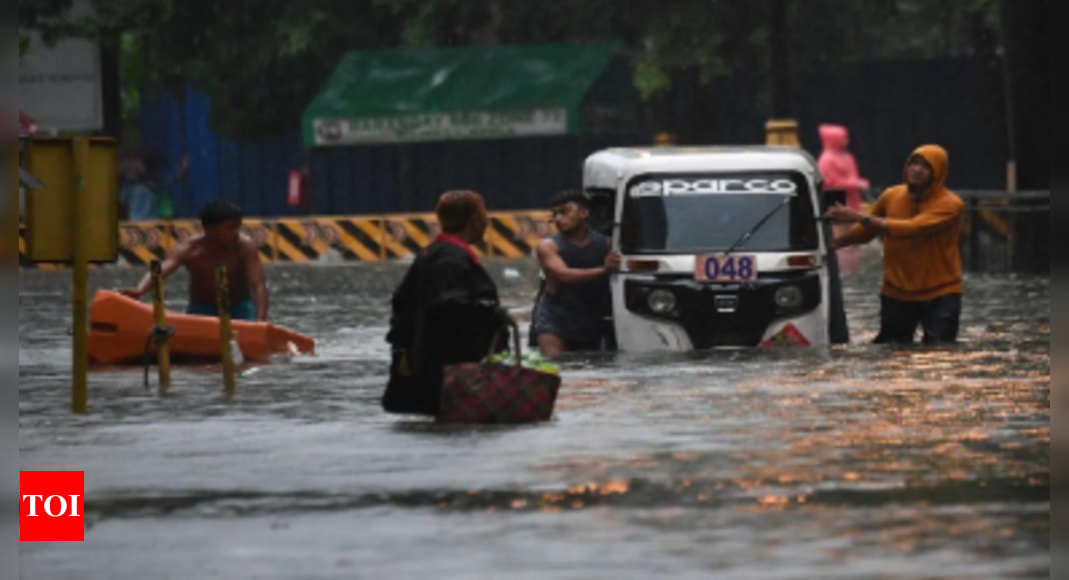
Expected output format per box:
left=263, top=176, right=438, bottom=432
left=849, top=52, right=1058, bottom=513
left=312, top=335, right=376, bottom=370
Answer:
left=439, top=323, right=562, bottom=425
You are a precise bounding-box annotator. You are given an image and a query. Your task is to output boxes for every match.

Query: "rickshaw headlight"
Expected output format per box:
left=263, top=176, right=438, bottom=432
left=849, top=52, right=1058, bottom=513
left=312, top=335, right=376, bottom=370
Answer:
left=648, top=290, right=678, bottom=315
left=774, top=285, right=804, bottom=309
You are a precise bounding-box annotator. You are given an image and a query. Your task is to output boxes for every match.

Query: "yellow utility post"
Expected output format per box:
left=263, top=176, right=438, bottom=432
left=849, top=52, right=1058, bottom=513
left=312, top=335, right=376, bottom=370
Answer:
left=70, top=139, right=92, bottom=414
left=151, top=260, right=172, bottom=392
left=766, top=120, right=801, bottom=148
left=654, top=132, right=676, bottom=147
left=24, top=137, right=119, bottom=414
left=216, top=263, right=237, bottom=396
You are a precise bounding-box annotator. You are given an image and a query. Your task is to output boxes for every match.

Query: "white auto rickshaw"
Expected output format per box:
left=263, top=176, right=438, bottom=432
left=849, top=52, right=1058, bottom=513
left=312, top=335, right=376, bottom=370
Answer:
left=584, top=147, right=850, bottom=352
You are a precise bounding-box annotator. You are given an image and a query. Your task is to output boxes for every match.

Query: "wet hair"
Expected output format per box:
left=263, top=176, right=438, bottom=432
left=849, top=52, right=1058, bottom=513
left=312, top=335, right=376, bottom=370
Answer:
left=200, top=200, right=243, bottom=228
left=436, top=191, right=486, bottom=234
left=547, top=190, right=590, bottom=210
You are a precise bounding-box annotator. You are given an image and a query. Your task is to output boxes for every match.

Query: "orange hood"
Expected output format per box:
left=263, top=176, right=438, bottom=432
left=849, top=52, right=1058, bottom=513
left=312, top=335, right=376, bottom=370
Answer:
left=905, top=145, right=950, bottom=198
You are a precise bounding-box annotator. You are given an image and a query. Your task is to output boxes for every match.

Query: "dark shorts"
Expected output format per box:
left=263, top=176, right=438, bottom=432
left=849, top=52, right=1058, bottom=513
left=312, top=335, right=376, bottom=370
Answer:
left=876, top=294, right=962, bottom=345
left=533, top=302, right=605, bottom=352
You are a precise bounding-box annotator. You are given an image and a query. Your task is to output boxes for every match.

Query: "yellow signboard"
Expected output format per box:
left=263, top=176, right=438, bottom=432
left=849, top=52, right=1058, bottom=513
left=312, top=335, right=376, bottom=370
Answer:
left=25, top=137, right=119, bottom=264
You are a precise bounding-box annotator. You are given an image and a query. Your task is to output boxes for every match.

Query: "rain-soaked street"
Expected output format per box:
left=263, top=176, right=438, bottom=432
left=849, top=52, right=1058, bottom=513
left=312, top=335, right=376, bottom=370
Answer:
left=18, top=249, right=1050, bottom=579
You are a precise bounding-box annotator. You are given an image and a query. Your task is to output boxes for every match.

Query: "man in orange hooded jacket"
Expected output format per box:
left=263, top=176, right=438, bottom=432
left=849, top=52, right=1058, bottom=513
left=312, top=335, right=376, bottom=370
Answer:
left=827, top=145, right=966, bottom=345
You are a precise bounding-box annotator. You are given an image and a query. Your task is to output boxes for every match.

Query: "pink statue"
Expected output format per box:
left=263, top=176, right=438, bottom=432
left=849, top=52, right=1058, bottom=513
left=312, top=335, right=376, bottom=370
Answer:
left=818, top=125, right=869, bottom=210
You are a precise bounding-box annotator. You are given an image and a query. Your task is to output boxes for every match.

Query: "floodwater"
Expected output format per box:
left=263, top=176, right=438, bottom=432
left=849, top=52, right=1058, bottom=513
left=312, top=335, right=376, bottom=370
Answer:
left=18, top=250, right=1050, bottom=579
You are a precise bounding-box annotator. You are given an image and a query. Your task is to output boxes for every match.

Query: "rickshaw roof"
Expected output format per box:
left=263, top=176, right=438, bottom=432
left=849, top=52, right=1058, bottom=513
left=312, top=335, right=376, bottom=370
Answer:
left=585, top=147, right=819, bottom=190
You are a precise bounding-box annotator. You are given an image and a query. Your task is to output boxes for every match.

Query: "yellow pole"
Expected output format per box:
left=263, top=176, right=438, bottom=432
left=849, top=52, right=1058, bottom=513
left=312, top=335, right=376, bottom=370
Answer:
left=654, top=132, right=676, bottom=146
left=766, top=119, right=801, bottom=148
left=71, top=139, right=90, bottom=414
left=151, top=260, right=171, bottom=392
left=216, top=263, right=237, bottom=396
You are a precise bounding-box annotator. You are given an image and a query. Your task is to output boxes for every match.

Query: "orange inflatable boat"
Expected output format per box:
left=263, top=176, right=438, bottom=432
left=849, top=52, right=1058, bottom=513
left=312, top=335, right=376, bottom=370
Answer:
left=88, top=291, right=316, bottom=366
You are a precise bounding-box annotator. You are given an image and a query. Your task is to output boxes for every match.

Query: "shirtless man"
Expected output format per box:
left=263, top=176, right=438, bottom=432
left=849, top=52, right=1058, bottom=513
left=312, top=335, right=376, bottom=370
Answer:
left=121, top=201, right=269, bottom=321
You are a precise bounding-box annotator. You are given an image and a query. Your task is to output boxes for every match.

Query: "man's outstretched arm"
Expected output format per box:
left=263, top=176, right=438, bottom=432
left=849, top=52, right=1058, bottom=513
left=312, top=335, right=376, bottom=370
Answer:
left=536, top=239, right=620, bottom=285
left=828, top=201, right=963, bottom=242
left=832, top=223, right=881, bottom=250
left=120, top=243, right=189, bottom=300
left=828, top=194, right=889, bottom=249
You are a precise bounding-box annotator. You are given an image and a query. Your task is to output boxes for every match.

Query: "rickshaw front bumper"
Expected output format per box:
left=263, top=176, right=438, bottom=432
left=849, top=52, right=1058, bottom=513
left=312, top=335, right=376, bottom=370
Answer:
left=621, top=272, right=823, bottom=349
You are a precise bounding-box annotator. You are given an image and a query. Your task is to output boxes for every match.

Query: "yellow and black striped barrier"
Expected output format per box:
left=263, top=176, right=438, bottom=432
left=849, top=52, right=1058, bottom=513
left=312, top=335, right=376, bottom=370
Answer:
left=22, top=205, right=1023, bottom=272
left=19, top=212, right=552, bottom=270
left=118, top=223, right=171, bottom=267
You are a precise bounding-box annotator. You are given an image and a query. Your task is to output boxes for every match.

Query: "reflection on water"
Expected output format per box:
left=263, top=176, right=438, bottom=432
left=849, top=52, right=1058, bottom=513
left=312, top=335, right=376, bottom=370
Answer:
left=19, top=253, right=1049, bottom=579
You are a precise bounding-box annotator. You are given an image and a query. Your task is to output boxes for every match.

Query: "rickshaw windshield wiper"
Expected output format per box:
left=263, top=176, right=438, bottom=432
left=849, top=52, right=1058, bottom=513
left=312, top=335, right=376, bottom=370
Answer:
left=722, top=195, right=793, bottom=257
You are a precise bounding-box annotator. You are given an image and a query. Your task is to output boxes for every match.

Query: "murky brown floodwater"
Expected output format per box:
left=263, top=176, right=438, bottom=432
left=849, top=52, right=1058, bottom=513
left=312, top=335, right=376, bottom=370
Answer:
left=18, top=250, right=1049, bottom=579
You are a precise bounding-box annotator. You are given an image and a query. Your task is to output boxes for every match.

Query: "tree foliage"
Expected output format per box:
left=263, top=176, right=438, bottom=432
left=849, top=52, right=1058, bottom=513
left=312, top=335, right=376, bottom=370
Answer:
left=386, top=0, right=1000, bottom=99
left=19, top=0, right=1001, bottom=140
left=20, top=0, right=405, bottom=138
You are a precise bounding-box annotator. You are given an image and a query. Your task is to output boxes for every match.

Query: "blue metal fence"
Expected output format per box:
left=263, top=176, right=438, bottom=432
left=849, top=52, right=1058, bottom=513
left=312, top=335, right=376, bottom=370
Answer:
left=139, top=56, right=1010, bottom=220
left=139, top=87, right=305, bottom=219
left=139, top=87, right=643, bottom=218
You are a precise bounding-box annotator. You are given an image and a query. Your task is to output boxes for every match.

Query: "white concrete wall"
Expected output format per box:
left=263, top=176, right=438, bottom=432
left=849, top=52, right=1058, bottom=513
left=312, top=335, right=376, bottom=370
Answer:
left=18, top=0, right=103, bottom=132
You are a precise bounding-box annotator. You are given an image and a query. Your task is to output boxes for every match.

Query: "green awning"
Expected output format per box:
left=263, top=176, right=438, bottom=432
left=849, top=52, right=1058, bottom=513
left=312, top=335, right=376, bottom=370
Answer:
left=303, top=43, right=621, bottom=147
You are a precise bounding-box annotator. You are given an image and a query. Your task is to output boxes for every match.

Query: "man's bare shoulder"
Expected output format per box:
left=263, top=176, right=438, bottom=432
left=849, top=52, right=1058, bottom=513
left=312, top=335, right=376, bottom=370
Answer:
left=182, top=234, right=208, bottom=248
left=537, top=237, right=560, bottom=251
left=238, top=234, right=264, bottom=262
left=536, top=237, right=560, bottom=258
left=171, top=235, right=203, bottom=257
left=238, top=233, right=259, bottom=250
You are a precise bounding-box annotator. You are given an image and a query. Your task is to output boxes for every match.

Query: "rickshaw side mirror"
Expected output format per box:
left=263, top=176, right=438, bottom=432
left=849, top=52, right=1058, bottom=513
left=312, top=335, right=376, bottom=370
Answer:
left=821, top=190, right=847, bottom=213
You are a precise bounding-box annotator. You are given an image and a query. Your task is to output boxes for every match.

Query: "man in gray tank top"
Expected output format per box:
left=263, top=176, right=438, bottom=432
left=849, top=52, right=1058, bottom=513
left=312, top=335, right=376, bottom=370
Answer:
left=534, top=191, right=620, bottom=356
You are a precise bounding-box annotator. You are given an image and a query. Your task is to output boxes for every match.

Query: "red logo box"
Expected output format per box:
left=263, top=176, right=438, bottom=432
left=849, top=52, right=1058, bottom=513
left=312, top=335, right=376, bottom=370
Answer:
left=20, top=471, right=85, bottom=542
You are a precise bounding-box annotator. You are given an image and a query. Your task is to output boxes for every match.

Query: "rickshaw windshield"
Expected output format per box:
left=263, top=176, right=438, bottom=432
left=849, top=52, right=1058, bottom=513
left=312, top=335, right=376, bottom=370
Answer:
left=621, top=173, right=819, bottom=254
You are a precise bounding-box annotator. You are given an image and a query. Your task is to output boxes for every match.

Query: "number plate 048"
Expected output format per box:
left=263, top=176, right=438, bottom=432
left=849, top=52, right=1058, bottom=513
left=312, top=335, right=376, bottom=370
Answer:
left=696, top=255, right=759, bottom=283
